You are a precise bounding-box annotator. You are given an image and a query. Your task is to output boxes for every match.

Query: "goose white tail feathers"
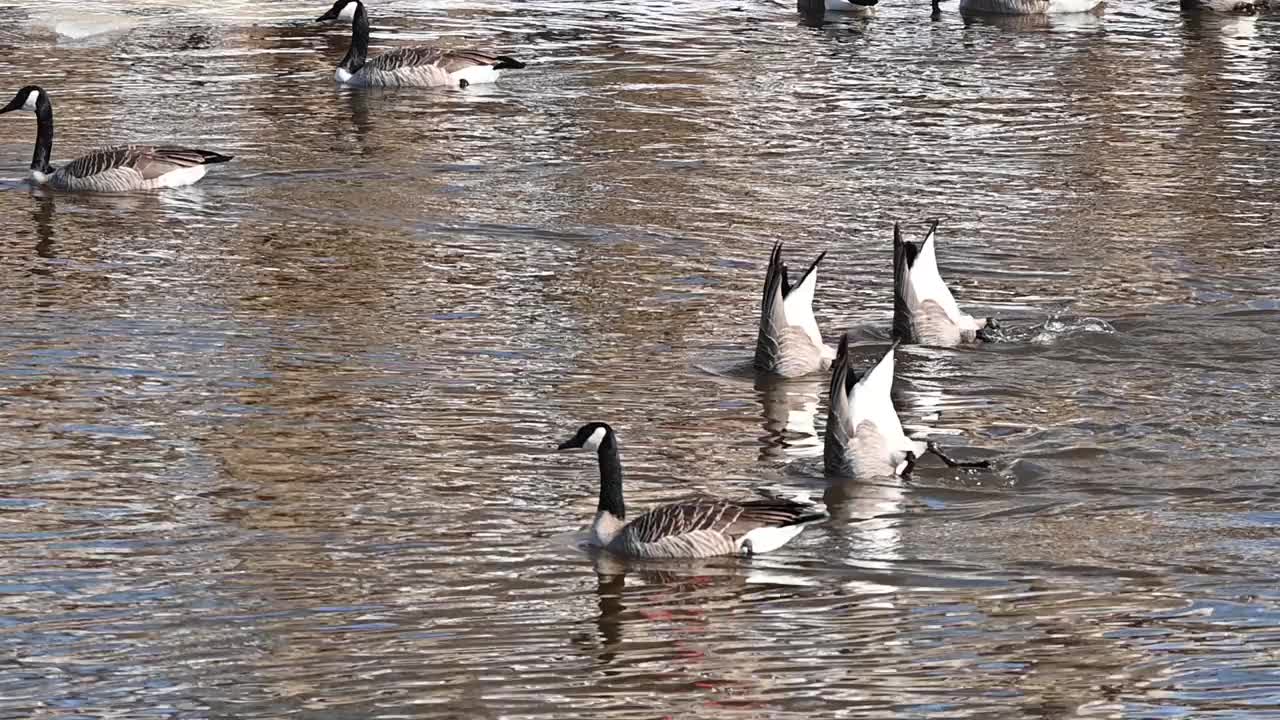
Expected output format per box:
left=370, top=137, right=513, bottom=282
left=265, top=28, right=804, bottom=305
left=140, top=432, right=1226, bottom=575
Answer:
left=893, top=220, right=996, bottom=347
left=754, top=243, right=835, bottom=378
left=824, top=336, right=926, bottom=478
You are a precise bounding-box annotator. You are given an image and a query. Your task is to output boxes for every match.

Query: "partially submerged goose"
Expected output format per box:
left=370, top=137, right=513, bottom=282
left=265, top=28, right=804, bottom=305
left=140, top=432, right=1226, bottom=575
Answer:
left=825, top=335, right=994, bottom=478
left=958, top=0, right=1103, bottom=13
left=754, top=243, right=835, bottom=378
left=824, top=336, right=927, bottom=479
left=893, top=221, right=998, bottom=347
left=558, top=422, right=828, bottom=558
left=0, top=86, right=232, bottom=192
left=317, top=0, right=526, bottom=89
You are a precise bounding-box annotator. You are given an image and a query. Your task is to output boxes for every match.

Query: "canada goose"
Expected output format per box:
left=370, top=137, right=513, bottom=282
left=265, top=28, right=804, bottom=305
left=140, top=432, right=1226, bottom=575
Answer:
left=893, top=221, right=998, bottom=347
left=316, top=0, right=525, bottom=89
left=557, top=422, right=828, bottom=558
left=825, top=335, right=993, bottom=478
left=754, top=243, right=835, bottom=378
left=824, top=336, right=926, bottom=479
left=958, top=0, right=1103, bottom=13
left=0, top=86, right=232, bottom=192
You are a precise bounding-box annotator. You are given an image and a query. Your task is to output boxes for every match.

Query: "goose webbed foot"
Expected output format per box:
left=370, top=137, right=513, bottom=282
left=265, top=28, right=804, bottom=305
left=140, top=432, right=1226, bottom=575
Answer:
left=900, top=450, right=919, bottom=478
left=926, top=441, right=992, bottom=470
left=976, top=317, right=1002, bottom=343
left=459, top=79, right=470, bottom=89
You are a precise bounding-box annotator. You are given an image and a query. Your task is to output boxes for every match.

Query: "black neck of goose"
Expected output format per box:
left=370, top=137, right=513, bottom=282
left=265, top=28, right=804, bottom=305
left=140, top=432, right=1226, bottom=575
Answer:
left=340, top=2, right=369, bottom=73
left=596, top=431, right=625, bottom=520
left=32, top=95, right=53, bottom=174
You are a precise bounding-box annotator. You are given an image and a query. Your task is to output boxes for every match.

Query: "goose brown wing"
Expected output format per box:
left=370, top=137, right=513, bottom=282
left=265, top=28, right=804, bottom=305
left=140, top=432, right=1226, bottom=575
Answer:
left=625, top=498, right=814, bottom=544
left=61, top=145, right=230, bottom=180
left=365, top=46, right=502, bottom=73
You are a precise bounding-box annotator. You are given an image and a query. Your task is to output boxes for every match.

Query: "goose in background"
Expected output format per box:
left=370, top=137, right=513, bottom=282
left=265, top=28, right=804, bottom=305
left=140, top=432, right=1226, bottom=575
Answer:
left=893, top=220, right=999, bottom=348
left=825, top=335, right=994, bottom=478
left=958, top=0, right=1103, bottom=13
left=557, top=422, right=828, bottom=558
left=0, top=86, right=232, bottom=192
left=316, top=0, right=525, bottom=89
left=754, top=243, right=835, bottom=378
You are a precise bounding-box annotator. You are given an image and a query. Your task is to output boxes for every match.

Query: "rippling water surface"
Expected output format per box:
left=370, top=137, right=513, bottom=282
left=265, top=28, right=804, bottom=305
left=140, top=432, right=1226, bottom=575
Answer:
left=1, top=0, right=1278, bottom=717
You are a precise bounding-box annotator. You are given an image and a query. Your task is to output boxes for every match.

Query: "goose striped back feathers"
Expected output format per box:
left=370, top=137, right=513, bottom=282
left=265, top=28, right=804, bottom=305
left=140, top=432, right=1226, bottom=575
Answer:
left=50, top=145, right=232, bottom=192
left=609, top=497, right=825, bottom=559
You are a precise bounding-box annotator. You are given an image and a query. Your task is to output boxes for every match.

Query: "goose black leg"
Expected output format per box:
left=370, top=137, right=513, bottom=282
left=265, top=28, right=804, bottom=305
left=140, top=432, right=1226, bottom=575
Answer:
left=926, top=441, right=992, bottom=469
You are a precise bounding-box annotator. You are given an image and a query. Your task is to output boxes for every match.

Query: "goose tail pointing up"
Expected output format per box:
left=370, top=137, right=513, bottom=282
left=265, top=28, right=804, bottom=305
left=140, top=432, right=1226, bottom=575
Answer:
left=753, top=243, right=831, bottom=377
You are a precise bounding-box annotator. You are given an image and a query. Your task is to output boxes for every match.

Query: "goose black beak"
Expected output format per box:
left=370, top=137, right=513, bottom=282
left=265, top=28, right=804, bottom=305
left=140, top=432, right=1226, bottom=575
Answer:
left=0, top=99, right=20, bottom=114
left=316, top=10, right=339, bottom=21
left=556, top=440, right=578, bottom=451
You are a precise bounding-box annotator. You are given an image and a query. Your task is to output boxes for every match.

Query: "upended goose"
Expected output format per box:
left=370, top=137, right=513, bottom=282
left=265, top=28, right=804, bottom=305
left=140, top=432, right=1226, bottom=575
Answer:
left=754, top=243, right=835, bottom=378
left=317, top=0, right=526, bottom=89
left=0, top=86, right=232, bottom=192
left=825, top=335, right=993, bottom=478
left=557, top=422, right=828, bottom=558
left=893, top=221, right=998, bottom=348
left=824, top=336, right=926, bottom=479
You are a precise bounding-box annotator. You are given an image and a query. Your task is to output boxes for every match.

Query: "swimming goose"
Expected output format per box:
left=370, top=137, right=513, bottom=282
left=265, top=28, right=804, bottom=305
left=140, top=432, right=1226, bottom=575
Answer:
left=316, top=0, right=526, bottom=89
left=754, top=243, right=835, bottom=378
left=0, top=86, right=232, bottom=192
left=958, top=0, right=1102, bottom=13
left=824, top=336, right=927, bottom=479
left=893, top=221, right=998, bottom=348
left=557, top=422, right=828, bottom=558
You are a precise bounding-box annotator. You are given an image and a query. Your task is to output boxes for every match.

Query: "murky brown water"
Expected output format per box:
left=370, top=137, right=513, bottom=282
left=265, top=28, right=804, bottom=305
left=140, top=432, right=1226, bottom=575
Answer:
left=1, top=0, right=1278, bottom=717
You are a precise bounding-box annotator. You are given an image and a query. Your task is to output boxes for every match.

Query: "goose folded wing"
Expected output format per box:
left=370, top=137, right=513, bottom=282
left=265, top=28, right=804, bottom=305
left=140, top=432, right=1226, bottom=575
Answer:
left=625, top=499, right=811, bottom=544
left=365, top=46, right=451, bottom=72
left=61, top=145, right=219, bottom=180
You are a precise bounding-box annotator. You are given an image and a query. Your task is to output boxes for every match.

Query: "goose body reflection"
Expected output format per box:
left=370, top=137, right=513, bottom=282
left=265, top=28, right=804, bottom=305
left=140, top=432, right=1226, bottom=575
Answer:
left=557, top=423, right=827, bottom=558
left=1180, top=0, right=1269, bottom=13
left=757, top=375, right=823, bottom=460
left=893, top=221, right=998, bottom=348
left=754, top=243, right=835, bottom=378
left=316, top=0, right=526, bottom=89
left=0, top=86, right=232, bottom=192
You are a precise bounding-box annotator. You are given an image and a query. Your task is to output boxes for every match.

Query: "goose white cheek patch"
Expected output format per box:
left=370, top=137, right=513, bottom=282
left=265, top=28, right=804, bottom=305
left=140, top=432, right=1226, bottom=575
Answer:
left=22, top=91, right=40, bottom=111
left=338, top=2, right=356, bottom=20
left=581, top=427, right=607, bottom=452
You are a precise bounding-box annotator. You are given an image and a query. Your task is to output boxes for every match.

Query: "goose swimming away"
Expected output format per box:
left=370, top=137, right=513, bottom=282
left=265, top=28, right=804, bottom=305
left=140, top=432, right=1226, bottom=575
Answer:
left=893, top=221, right=998, bottom=348
left=0, top=86, right=232, bottom=192
left=754, top=243, right=835, bottom=378
left=557, top=422, right=828, bottom=558
left=825, top=335, right=994, bottom=478
left=316, top=0, right=526, bottom=89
